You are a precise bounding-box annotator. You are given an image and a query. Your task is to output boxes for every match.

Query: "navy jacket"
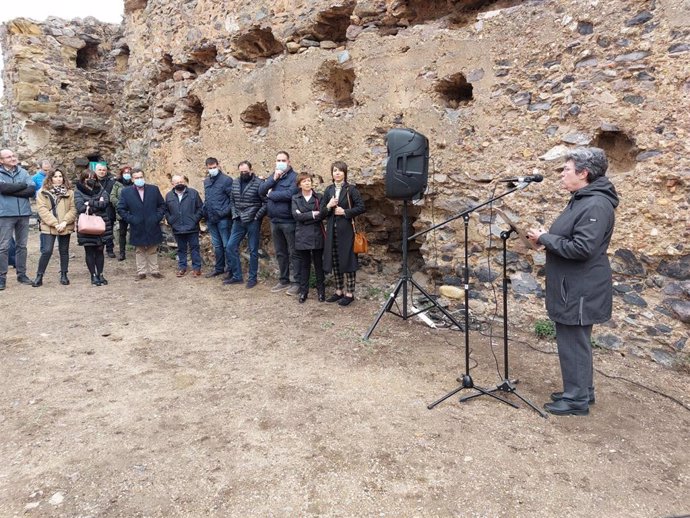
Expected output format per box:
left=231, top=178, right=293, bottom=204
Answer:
left=258, top=168, right=298, bottom=224
left=117, top=184, right=166, bottom=246
left=203, top=172, right=233, bottom=224
left=231, top=174, right=267, bottom=224
left=165, top=187, right=204, bottom=235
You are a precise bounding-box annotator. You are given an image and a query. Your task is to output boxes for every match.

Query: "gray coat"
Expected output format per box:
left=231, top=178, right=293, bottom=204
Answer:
left=0, top=165, right=35, bottom=217
left=538, top=176, right=619, bottom=326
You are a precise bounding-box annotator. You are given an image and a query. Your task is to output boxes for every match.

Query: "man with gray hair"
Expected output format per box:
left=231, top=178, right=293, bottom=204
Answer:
left=527, top=146, right=618, bottom=416
left=0, top=149, right=36, bottom=290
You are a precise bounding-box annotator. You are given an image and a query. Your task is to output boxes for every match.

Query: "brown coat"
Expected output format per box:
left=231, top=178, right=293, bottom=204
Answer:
left=37, top=189, right=77, bottom=235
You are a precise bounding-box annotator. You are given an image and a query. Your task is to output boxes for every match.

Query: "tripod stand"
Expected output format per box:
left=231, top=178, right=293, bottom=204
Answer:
left=364, top=200, right=462, bottom=340
left=457, top=227, right=547, bottom=418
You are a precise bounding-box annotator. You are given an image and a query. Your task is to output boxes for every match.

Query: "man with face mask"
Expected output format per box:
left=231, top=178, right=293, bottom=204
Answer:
left=110, top=165, right=133, bottom=260
left=202, top=157, right=234, bottom=278
left=224, top=160, right=266, bottom=288
left=117, top=168, right=166, bottom=280
left=165, top=175, right=204, bottom=277
left=258, top=151, right=300, bottom=295
left=94, top=163, right=117, bottom=258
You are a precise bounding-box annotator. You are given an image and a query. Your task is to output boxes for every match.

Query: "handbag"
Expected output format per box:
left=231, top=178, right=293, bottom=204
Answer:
left=346, top=188, right=368, bottom=254
left=77, top=205, right=106, bottom=236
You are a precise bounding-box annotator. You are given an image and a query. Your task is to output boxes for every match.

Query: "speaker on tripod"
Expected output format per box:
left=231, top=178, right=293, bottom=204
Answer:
left=385, top=128, right=429, bottom=200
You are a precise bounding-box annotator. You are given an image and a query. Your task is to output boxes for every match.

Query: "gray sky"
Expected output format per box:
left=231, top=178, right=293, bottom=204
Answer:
left=1, top=1, right=124, bottom=94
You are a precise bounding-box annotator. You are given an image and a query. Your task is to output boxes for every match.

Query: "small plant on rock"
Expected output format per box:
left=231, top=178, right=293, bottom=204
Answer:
left=534, top=319, right=556, bottom=340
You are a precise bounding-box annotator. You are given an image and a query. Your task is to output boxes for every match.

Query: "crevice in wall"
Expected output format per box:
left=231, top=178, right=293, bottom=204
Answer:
left=305, top=3, right=356, bottom=42
left=435, top=72, right=473, bottom=108
left=382, top=0, right=527, bottom=30
left=76, top=42, right=100, bottom=69
left=186, top=44, right=218, bottom=74
left=231, top=27, right=284, bottom=62
left=240, top=101, right=270, bottom=128
left=592, top=128, right=637, bottom=172
left=181, top=95, right=204, bottom=135
left=157, top=53, right=175, bottom=82
left=313, top=61, right=356, bottom=108
left=124, top=0, right=149, bottom=15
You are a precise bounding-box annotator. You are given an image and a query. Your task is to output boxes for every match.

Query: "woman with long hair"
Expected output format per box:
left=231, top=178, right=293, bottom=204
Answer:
left=321, top=161, right=365, bottom=306
left=74, top=170, right=114, bottom=286
left=32, top=169, right=77, bottom=287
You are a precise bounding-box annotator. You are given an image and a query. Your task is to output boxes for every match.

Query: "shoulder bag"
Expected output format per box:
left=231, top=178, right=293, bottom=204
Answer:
left=77, top=204, right=106, bottom=236
left=346, top=188, right=368, bottom=254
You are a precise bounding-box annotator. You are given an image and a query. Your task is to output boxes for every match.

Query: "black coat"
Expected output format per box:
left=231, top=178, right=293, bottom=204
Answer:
left=74, top=182, right=114, bottom=247
left=292, top=191, right=325, bottom=251
left=321, top=183, right=365, bottom=273
left=231, top=174, right=266, bottom=224
left=117, top=184, right=166, bottom=246
left=98, top=174, right=117, bottom=225
left=539, top=176, right=619, bottom=326
left=203, top=171, right=233, bottom=224
left=165, top=187, right=204, bottom=235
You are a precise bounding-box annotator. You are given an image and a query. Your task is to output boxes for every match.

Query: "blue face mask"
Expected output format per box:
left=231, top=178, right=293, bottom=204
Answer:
left=122, top=174, right=131, bottom=181
left=134, top=178, right=145, bottom=187
left=208, top=168, right=219, bottom=177
left=276, top=162, right=288, bottom=172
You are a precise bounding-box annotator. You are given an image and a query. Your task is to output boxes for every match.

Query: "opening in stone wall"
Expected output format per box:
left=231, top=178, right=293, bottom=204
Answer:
left=387, top=0, right=527, bottom=28
left=592, top=128, right=638, bottom=172
left=76, top=42, right=100, bottom=70
left=308, top=3, right=356, bottom=42
left=183, top=95, right=204, bottom=135
left=435, top=72, right=473, bottom=108
left=157, top=53, right=175, bottom=82
left=188, top=45, right=218, bottom=74
left=231, top=27, right=284, bottom=62
left=115, top=45, right=130, bottom=72
left=241, top=101, right=270, bottom=128
left=313, top=61, right=356, bottom=108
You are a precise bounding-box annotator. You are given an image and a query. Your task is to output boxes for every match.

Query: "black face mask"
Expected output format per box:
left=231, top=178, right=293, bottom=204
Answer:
left=85, top=179, right=99, bottom=189
left=240, top=173, right=252, bottom=181
left=174, top=184, right=186, bottom=192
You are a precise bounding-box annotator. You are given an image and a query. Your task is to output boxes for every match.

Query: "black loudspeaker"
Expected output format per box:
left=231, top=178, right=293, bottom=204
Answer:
left=385, top=128, right=429, bottom=200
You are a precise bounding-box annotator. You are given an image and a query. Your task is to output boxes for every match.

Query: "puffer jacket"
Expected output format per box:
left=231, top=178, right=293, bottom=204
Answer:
left=0, top=165, right=35, bottom=217
left=36, top=188, right=77, bottom=235
left=74, top=182, right=114, bottom=247
left=231, top=173, right=266, bottom=224
left=539, top=176, right=619, bottom=326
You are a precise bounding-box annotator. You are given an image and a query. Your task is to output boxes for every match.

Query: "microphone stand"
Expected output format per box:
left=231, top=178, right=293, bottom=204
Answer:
left=420, top=185, right=528, bottom=410
left=457, top=226, right=547, bottom=418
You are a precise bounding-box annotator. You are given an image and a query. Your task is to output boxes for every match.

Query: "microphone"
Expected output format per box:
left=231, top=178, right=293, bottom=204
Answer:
left=498, top=174, right=544, bottom=184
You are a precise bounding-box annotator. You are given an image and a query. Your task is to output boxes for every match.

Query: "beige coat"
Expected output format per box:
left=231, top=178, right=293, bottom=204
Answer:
left=37, top=189, right=77, bottom=235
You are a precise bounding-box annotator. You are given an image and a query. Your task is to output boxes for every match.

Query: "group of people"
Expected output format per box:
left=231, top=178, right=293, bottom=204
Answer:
left=0, top=148, right=367, bottom=306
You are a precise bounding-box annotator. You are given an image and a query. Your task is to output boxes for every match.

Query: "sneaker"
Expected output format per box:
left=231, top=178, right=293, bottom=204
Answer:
left=270, top=282, right=290, bottom=293
left=285, top=285, right=300, bottom=296
left=325, top=293, right=342, bottom=303
left=151, top=272, right=164, bottom=279
left=107, top=251, right=116, bottom=258
left=16, top=274, right=33, bottom=285
left=246, top=279, right=257, bottom=289
left=338, top=295, right=355, bottom=306
left=223, top=277, right=243, bottom=285
left=135, top=273, right=147, bottom=281
left=205, top=271, right=224, bottom=278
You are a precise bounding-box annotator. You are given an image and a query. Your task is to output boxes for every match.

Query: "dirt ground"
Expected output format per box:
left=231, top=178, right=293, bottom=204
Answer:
left=1, top=228, right=689, bottom=518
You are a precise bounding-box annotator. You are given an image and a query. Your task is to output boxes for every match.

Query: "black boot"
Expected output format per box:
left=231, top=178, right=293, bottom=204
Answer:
left=60, top=272, right=70, bottom=285
left=91, top=273, right=102, bottom=286
left=118, top=251, right=126, bottom=261
left=317, top=286, right=326, bottom=302
left=32, top=273, right=44, bottom=287
left=98, top=274, right=108, bottom=285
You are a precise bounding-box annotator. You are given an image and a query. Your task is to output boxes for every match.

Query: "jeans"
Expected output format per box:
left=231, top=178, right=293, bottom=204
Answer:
left=8, top=237, right=16, bottom=267
left=226, top=219, right=260, bottom=282
left=207, top=218, right=232, bottom=274
left=175, top=232, right=202, bottom=271
left=270, top=221, right=299, bottom=285
left=0, top=216, right=30, bottom=278
left=36, top=234, right=71, bottom=274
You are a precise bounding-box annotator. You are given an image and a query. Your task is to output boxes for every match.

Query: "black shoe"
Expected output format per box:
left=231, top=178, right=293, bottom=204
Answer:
left=205, top=271, right=224, bottom=278
left=551, top=391, right=595, bottom=404
left=107, top=251, right=116, bottom=258
left=91, top=273, right=102, bottom=286
left=246, top=279, right=257, bottom=289
left=223, top=277, right=243, bottom=285
left=299, top=292, right=308, bottom=303
left=326, top=293, right=342, bottom=303
left=317, top=287, right=325, bottom=302
left=338, top=295, right=355, bottom=306
left=32, top=273, right=44, bottom=287
left=98, top=274, right=108, bottom=285
left=17, top=274, right=33, bottom=285
left=118, top=253, right=126, bottom=261
left=60, top=272, right=70, bottom=285
left=543, top=399, right=589, bottom=416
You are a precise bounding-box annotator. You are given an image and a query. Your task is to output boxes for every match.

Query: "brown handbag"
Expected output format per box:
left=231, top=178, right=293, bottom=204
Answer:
left=77, top=205, right=106, bottom=236
left=346, top=187, right=368, bottom=254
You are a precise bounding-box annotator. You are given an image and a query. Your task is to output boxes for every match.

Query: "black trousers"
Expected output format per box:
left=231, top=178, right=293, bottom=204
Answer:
left=36, top=234, right=70, bottom=274
left=297, top=248, right=324, bottom=295
left=118, top=220, right=129, bottom=255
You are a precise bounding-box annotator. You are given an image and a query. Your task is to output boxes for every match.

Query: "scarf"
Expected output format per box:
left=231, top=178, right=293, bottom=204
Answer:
left=49, top=185, right=68, bottom=198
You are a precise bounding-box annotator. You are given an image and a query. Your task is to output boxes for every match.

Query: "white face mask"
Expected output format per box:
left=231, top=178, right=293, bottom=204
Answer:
left=275, top=162, right=288, bottom=172
left=208, top=168, right=219, bottom=177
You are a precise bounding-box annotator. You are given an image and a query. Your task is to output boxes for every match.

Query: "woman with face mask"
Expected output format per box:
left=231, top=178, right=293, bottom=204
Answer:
left=110, top=165, right=133, bottom=261
left=74, top=170, right=114, bottom=286
left=32, top=169, right=77, bottom=287
left=320, top=161, right=366, bottom=306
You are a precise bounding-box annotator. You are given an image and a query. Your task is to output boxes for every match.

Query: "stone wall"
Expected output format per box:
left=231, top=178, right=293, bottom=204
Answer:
left=1, top=0, right=688, bottom=365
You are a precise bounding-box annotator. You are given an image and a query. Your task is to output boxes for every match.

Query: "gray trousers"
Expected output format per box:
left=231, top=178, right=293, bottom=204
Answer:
left=555, top=322, right=594, bottom=404
left=0, top=216, right=30, bottom=278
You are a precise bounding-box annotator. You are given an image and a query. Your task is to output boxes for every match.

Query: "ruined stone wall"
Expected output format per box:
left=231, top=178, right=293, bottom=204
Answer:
left=1, top=0, right=688, bottom=363
left=0, top=17, right=125, bottom=173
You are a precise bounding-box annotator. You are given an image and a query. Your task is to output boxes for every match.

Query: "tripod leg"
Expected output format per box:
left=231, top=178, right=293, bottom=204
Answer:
left=509, top=389, right=548, bottom=418
left=427, top=385, right=466, bottom=409
left=363, top=278, right=405, bottom=340
left=469, top=385, right=520, bottom=409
